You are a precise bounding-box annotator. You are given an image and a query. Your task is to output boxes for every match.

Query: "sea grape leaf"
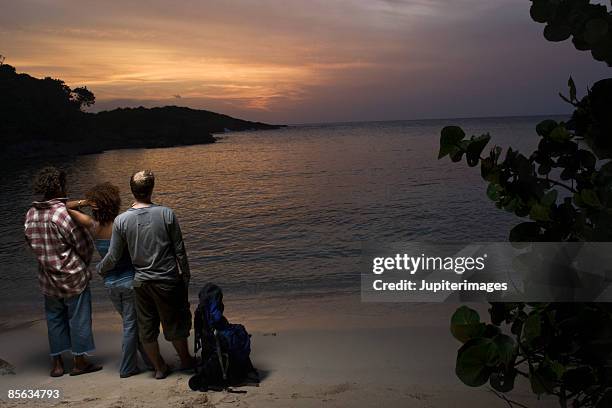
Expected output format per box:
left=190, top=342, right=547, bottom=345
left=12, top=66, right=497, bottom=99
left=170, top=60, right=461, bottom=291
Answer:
left=580, top=189, right=603, bottom=208
left=509, top=222, right=541, bottom=242
left=549, top=126, right=572, bottom=142
left=486, top=183, right=500, bottom=201
left=466, top=134, right=491, bottom=167
left=490, top=369, right=517, bottom=393
left=530, top=0, right=553, bottom=23
left=530, top=203, right=551, bottom=222
left=493, top=334, right=517, bottom=369
left=530, top=363, right=556, bottom=395
left=584, top=18, right=609, bottom=44
left=544, top=24, right=572, bottom=42
left=523, top=313, right=542, bottom=343
left=541, top=189, right=557, bottom=206
left=456, top=338, right=498, bottom=387
left=439, top=126, right=466, bottom=159
left=451, top=306, right=486, bottom=343
left=536, top=119, right=558, bottom=137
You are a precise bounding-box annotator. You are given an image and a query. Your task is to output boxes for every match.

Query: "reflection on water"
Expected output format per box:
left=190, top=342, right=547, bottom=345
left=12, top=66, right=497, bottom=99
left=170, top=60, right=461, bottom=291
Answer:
left=0, top=117, right=550, bottom=305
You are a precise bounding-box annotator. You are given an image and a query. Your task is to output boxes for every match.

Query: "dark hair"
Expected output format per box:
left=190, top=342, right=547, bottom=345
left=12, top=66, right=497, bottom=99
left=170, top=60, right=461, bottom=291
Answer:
left=34, top=167, right=67, bottom=200
left=85, top=183, right=121, bottom=225
left=130, top=170, right=155, bottom=200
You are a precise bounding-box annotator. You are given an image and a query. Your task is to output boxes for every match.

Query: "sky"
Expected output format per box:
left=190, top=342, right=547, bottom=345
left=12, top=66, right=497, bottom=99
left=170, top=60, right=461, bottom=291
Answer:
left=1, top=0, right=610, bottom=124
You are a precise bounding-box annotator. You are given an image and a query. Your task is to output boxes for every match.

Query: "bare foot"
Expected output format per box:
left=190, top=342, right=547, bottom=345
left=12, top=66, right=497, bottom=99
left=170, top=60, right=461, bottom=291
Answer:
left=155, top=363, right=171, bottom=380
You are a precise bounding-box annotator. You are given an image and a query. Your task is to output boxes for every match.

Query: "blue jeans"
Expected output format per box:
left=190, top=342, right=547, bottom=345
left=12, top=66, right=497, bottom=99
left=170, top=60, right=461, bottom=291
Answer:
left=44, top=286, right=95, bottom=356
left=108, top=286, right=152, bottom=376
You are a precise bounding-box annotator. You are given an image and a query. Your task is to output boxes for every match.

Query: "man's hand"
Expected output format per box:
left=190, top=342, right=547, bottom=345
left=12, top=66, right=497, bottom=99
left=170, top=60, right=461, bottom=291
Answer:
left=96, top=263, right=106, bottom=278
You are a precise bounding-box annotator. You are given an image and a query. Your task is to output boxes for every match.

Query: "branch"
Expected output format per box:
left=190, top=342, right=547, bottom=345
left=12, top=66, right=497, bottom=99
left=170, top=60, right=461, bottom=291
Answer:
left=544, top=178, right=577, bottom=193
left=514, top=357, right=528, bottom=366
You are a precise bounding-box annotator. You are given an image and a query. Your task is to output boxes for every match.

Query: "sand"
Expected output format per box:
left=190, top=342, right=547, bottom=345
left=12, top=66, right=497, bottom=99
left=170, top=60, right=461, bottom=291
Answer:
left=0, top=295, right=558, bottom=407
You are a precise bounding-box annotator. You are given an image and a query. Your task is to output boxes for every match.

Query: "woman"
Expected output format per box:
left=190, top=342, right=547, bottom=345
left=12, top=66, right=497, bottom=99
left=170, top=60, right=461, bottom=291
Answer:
left=68, top=182, right=152, bottom=378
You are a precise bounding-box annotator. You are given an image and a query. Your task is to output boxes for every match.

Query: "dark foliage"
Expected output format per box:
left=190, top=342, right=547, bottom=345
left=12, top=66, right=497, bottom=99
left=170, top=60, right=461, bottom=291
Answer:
left=439, top=1, right=612, bottom=407
left=0, top=63, right=283, bottom=160
left=531, top=0, right=612, bottom=66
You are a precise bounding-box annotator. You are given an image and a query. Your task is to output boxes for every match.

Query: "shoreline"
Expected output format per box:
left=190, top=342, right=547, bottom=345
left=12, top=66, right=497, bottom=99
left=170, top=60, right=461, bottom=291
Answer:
left=0, top=295, right=557, bottom=408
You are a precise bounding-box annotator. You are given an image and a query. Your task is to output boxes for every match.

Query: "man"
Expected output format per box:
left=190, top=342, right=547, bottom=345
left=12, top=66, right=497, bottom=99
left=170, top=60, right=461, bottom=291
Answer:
left=24, top=166, right=102, bottom=377
left=97, top=170, right=194, bottom=379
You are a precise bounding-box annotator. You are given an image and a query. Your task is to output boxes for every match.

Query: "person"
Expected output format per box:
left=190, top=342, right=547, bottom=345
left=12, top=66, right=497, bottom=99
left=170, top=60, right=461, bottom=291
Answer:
left=24, top=166, right=102, bottom=377
left=97, top=170, right=194, bottom=379
left=67, top=182, right=153, bottom=378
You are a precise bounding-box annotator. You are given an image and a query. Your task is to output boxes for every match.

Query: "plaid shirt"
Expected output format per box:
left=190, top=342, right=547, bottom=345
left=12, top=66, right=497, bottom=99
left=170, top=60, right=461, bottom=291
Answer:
left=24, top=198, right=94, bottom=298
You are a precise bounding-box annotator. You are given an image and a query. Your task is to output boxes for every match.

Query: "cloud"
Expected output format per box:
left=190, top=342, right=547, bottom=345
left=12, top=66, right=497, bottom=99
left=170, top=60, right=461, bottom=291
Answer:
left=0, top=0, right=608, bottom=123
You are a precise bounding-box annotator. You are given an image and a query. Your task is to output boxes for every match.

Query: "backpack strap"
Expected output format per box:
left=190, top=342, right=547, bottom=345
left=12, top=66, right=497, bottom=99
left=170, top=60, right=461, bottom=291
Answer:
left=213, top=329, right=229, bottom=382
left=194, top=306, right=203, bottom=354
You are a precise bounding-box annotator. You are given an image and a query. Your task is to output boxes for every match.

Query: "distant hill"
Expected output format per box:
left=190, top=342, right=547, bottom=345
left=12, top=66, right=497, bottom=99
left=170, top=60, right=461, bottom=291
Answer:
left=0, top=63, right=283, bottom=159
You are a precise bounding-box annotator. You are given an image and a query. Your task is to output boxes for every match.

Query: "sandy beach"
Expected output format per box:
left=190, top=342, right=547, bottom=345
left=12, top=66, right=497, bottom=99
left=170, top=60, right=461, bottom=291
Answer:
left=0, top=295, right=557, bottom=408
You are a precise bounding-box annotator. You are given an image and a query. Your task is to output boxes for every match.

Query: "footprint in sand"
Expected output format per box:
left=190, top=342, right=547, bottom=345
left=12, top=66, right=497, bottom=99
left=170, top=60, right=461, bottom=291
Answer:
left=320, top=382, right=353, bottom=396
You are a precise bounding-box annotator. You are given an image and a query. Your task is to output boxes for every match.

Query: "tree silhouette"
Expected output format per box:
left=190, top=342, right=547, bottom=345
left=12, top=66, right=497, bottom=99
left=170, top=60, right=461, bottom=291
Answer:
left=71, top=86, right=95, bottom=110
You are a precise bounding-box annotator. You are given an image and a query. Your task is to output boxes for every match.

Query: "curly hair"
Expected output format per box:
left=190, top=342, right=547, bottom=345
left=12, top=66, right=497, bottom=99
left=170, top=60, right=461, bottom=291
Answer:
left=34, top=167, right=67, bottom=200
left=85, top=182, right=121, bottom=225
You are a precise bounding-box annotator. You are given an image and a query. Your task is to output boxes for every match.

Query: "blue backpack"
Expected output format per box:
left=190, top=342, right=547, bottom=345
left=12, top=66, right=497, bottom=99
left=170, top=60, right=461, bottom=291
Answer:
left=190, top=283, right=258, bottom=392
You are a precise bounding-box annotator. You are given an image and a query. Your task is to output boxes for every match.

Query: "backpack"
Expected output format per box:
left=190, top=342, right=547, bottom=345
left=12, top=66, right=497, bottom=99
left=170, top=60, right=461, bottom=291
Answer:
left=189, top=283, right=259, bottom=392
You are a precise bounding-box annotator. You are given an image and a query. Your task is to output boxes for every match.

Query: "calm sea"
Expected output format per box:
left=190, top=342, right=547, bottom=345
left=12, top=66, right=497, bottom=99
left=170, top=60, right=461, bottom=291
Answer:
left=0, top=116, right=562, bottom=307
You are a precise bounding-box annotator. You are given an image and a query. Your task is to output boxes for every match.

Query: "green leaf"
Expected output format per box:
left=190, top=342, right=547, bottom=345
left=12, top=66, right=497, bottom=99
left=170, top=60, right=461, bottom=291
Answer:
left=530, top=203, right=551, bottom=222
left=450, top=148, right=465, bottom=162
left=530, top=0, right=553, bottom=23
left=585, top=18, right=609, bottom=44
left=568, top=76, right=576, bottom=102
left=451, top=306, right=486, bottom=343
left=544, top=24, right=572, bottom=42
left=490, top=369, right=517, bottom=393
left=573, top=191, right=586, bottom=208
left=523, top=313, right=542, bottom=343
left=439, top=126, right=466, bottom=159
left=578, top=149, right=596, bottom=170
left=493, top=334, right=516, bottom=368
left=581, top=189, right=603, bottom=208
left=549, top=125, right=572, bottom=142
left=486, top=183, right=500, bottom=201
left=509, top=222, right=541, bottom=242
left=536, top=119, right=557, bottom=137
left=481, top=156, right=500, bottom=183
left=548, top=360, right=565, bottom=379
left=541, top=189, right=557, bottom=206
left=466, top=134, right=491, bottom=167
left=530, top=363, right=556, bottom=395
left=456, top=338, right=498, bottom=387
left=504, top=197, right=520, bottom=213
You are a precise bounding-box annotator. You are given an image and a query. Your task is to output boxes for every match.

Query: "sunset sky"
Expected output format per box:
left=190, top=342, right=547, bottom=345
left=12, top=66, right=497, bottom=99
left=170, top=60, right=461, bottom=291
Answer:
left=1, top=0, right=609, bottom=124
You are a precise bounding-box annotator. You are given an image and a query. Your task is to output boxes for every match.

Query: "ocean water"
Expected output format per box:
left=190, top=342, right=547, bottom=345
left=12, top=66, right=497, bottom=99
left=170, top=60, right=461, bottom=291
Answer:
left=0, top=116, right=560, bottom=307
